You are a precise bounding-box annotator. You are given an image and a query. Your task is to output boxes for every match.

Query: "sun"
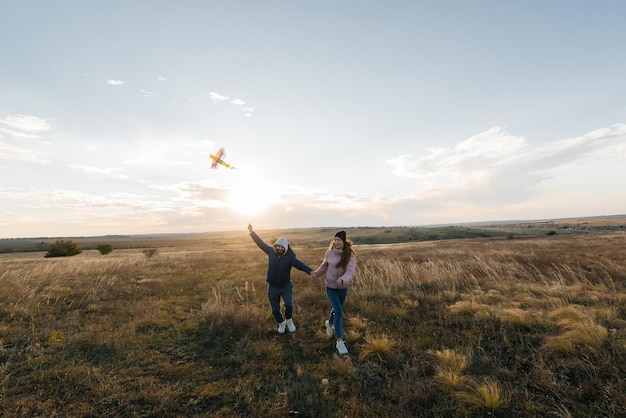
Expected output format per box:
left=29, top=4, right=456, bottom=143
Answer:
left=228, top=181, right=278, bottom=216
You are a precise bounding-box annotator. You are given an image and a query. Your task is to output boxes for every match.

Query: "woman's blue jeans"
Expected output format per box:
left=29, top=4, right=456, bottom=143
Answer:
left=325, top=287, right=348, bottom=339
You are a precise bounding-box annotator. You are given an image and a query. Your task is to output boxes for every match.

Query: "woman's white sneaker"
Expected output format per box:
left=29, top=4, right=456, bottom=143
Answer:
left=286, top=318, right=296, bottom=332
left=336, top=340, right=348, bottom=355
left=325, top=320, right=334, bottom=337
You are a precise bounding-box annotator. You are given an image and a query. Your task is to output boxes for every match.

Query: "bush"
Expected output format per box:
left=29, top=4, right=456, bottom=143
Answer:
left=142, top=248, right=159, bottom=258
left=96, top=244, right=113, bottom=255
left=44, top=240, right=82, bottom=258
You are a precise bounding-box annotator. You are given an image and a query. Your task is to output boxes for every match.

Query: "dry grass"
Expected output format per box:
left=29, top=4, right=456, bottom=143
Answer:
left=358, top=335, right=399, bottom=363
left=434, top=369, right=470, bottom=389
left=429, top=348, right=471, bottom=389
left=543, top=305, right=610, bottom=354
left=454, top=377, right=510, bottom=413
left=429, top=348, right=470, bottom=374
left=1, top=226, right=626, bottom=416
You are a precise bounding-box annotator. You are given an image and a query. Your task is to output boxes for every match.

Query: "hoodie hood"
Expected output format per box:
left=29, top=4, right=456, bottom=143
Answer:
left=273, top=237, right=289, bottom=253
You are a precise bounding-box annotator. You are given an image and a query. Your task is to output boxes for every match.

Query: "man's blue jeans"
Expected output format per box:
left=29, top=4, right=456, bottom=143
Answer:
left=268, top=282, right=293, bottom=323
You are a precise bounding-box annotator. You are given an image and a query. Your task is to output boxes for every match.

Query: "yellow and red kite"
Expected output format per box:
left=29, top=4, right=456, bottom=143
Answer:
left=209, top=147, right=237, bottom=169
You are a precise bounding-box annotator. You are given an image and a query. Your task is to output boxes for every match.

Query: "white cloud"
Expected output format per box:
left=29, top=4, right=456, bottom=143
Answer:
left=0, top=127, right=43, bottom=139
left=140, top=89, right=155, bottom=97
left=150, top=181, right=230, bottom=205
left=455, top=127, right=526, bottom=158
left=107, top=80, right=125, bottom=86
left=534, top=124, right=626, bottom=168
left=0, top=141, right=49, bottom=163
left=209, top=91, right=254, bottom=116
left=157, top=75, right=168, bottom=81
left=3, top=121, right=623, bottom=237
left=313, top=192, right=369, bottom=210
left=1, top=114, right=51, bottom=132
left=68, top=165, right=123, bottom=174
left=242, top=106, right=254, bottom=117
left=386, top=124, right=626, bottom=185
left=68, top=164, right=129, bottom=179
left=0, top=187, right=166, bottom=212
left=381, top=124, right=626, bottom=213
left=386, top=128, right=527, bottom=179
left=209, top=92, right=229, bottom=102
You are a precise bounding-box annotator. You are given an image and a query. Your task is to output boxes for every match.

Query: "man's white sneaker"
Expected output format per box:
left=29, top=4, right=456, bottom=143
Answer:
left=325, top=320, right=334, bottom=337
left=336, top=340, right=348, bottom=355
left=278, top=321, right=287, bottom=334
left=286, top=318, right=296, bottom=333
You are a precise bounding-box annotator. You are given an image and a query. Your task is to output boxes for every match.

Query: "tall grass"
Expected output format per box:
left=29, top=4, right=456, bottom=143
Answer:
left=1, top=232, right=625, bottom=416
left=454, top=377, right=510, bottom=413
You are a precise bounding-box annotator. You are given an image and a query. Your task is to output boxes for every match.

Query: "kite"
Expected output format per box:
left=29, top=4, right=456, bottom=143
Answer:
left=209, top=147, right=237, bottom=169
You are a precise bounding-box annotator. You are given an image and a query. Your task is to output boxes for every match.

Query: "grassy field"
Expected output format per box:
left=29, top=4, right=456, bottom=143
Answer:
left=1, top=218, right=626, bottom=417
left=2, top=214, right=625, bottom=254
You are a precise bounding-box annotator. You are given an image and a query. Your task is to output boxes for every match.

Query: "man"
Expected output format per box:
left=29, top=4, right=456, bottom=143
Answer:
left=248, top=223, right=313, bottom=333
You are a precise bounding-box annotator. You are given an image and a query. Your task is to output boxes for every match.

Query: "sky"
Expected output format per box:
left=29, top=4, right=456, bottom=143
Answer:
left=1, top=1, right=625, bottom=238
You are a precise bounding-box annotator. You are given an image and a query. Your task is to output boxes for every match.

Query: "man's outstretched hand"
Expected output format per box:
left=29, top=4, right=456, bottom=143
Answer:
left=247, top=223, right=253, bottom=233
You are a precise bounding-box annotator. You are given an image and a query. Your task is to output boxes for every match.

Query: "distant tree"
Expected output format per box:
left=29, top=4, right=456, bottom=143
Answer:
left=96, top=244, right=113, bottom=255
left=546, top=231, right=557, bottom=236
left=44, top=240, right=82, bottom=258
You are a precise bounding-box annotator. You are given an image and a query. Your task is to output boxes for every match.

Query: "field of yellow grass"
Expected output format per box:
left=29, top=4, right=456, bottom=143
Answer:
left=1, top=223, right=625, bottom=417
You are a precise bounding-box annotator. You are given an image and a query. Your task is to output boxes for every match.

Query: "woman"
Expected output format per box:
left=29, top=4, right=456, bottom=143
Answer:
left=311, top=230, right=357, bottom=355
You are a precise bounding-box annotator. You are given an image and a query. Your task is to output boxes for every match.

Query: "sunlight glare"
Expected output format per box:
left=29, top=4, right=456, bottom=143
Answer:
left=228, top=181, right=277, bottom=216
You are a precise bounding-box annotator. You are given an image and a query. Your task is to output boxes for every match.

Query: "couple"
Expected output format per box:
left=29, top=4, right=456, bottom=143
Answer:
left=248, top=224, right=357, bottom=355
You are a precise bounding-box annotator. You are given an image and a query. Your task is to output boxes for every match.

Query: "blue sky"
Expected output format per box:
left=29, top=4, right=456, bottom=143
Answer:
left=1, top=1, right=625, bottom=238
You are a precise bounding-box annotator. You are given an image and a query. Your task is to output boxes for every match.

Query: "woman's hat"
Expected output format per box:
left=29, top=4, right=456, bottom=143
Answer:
left=334, top=231, right=346, bottom=242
